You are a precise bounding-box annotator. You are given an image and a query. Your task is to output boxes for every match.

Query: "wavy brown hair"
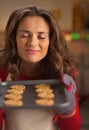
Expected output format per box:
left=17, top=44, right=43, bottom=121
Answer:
left=0, top=6, right=78, bottom=79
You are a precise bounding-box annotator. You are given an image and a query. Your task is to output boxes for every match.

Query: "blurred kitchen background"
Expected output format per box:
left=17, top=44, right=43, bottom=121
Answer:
left=0, top=0, right=89, bottom=129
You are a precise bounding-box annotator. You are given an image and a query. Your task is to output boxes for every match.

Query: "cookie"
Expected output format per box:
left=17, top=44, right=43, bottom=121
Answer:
left=5, top=94, right=22, bottom=100
left=37, top=92, right=55, bottom=99
left=10, top=85, right=26, bottom=90
left=35, top=88, right=53, bottom=93
left=4, top=100, right=23, bottom=106
left=35, top=84, right=51, bottom=89
left=35, top=99, right=54, bottom=106
left=7, top=89, right=24, bottom=95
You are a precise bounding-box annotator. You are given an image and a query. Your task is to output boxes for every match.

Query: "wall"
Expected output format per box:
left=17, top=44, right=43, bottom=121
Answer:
left=0, top=0, right=72, bottom=31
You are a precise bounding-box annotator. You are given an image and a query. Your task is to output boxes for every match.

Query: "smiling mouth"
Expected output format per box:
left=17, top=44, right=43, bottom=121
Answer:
left=26, top=49, right=40, bottom=54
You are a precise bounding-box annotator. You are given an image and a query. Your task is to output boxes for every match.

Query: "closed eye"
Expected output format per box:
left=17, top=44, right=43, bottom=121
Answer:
left=38, top=35, right=45, bottom=39
left=38, top=32, right=48, bottom=39
left=17, top=30, right=31, bottom=39
left=20, top=35, right=29, bottom=38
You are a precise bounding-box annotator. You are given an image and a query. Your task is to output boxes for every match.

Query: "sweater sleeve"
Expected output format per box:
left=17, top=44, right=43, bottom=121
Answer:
left=53, top=93, right=82, bottom=130
left=0, top=66, right=8, bottom=81
left=0, top=66, right=8, bottom=129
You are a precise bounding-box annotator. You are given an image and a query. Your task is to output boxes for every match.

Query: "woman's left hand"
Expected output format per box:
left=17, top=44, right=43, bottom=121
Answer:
left=56, top=74, right=76, bottom=117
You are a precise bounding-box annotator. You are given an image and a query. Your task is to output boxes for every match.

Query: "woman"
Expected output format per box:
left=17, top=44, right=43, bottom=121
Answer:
left=0, top=6, right=82, bottom=130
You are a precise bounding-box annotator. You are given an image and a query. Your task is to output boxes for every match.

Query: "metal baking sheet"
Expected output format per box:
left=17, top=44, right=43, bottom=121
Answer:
left=0, top=79, right=69, bottom=109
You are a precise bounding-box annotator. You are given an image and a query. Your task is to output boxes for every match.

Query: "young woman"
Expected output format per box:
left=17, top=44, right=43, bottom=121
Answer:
left=0, top=6, right=82, bottom=130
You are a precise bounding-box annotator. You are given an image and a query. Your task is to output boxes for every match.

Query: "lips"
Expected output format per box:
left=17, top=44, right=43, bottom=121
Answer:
left=25, top=49, right=40, bottom=54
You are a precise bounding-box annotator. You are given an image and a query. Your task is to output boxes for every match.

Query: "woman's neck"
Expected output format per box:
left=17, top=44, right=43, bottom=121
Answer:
left=19, top=61, right=44, bottom=77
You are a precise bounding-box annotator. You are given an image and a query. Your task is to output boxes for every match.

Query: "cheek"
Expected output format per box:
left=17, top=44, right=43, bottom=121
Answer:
left=16, top=38, right=25, bottom=54
left=17, top=42, right=24, bottom=56
left=41, top=44, right=49, bottom=59
left=44, top=46, right=49, bottom=54
left=42, top=42, right=49, bottom=54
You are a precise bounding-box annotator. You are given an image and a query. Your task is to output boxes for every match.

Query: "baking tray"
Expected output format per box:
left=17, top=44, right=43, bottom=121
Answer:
left=0, top=79, right=69, bottom=109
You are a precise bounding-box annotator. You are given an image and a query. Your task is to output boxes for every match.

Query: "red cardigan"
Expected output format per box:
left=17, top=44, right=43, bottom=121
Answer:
left=0, top=67, right=82, bottom=130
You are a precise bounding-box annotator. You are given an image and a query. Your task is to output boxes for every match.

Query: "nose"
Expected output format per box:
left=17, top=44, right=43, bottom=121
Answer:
left=28, top=34, right=38, bottom=47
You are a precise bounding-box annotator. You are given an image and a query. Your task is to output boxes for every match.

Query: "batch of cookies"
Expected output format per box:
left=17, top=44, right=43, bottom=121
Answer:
left=35, top=84, right=55, bottom=106
left=4, top=85, right=26, bottom=106
left=3, top=83, right=55, bottom=107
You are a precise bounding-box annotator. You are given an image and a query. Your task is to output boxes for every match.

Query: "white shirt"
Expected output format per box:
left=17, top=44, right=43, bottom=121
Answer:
left=4, top=108, right=58, bottom=130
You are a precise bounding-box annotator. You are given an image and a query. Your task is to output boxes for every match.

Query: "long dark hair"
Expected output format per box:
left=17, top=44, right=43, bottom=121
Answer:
left=0, top=6, right=78, bottom=79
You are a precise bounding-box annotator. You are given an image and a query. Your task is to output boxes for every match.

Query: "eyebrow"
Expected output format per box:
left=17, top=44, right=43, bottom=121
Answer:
left=17, top=30, right=49, bottom=34
left=17, top=30, right=30, bottom=33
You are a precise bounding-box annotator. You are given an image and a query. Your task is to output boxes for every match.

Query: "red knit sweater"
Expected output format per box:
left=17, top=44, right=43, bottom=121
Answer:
left=0, top=67, right=82, bottom=130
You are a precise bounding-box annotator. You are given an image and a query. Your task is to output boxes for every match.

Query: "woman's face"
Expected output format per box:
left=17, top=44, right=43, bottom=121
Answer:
left=16, top=16, right=50, bottom=63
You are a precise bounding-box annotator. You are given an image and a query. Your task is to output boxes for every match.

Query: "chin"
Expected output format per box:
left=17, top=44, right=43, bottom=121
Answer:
left=26, top=59, right=41, bottom=63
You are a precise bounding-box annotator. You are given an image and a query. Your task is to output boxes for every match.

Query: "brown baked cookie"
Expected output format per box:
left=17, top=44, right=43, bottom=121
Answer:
left=4, top=94, right=22, bottom=100
left=10, top=85, right=26, bottom=90
left=35, top=84, right=51, bottom=89
left=7, top=89, right=24, bottom=95
left=37, top=92, right=55, bottom=99
left=4, top=100, right=23, bottom=106
left=35, top=88, right=53, bottom=94
left=35, top=99, right=54, bottom=106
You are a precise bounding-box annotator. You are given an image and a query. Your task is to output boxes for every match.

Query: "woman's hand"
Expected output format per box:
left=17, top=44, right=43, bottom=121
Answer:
left=56, top=74, right=76, bottom=118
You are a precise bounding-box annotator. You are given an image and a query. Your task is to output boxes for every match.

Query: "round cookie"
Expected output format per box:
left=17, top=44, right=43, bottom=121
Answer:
left=35, top=99, right=54, bottom=106
left=35, top=88, right=53, bottom=93
left=35, top=84, right=51, bottom=89
left=4, top=100, right=23, bottom=106
left=7, top=89, right=24, bottom=95
left=10, top=85, right=26, bottom=90
left=5, top=94, right=22, bottom=100
left=37, top=92, right=55, bottom=99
